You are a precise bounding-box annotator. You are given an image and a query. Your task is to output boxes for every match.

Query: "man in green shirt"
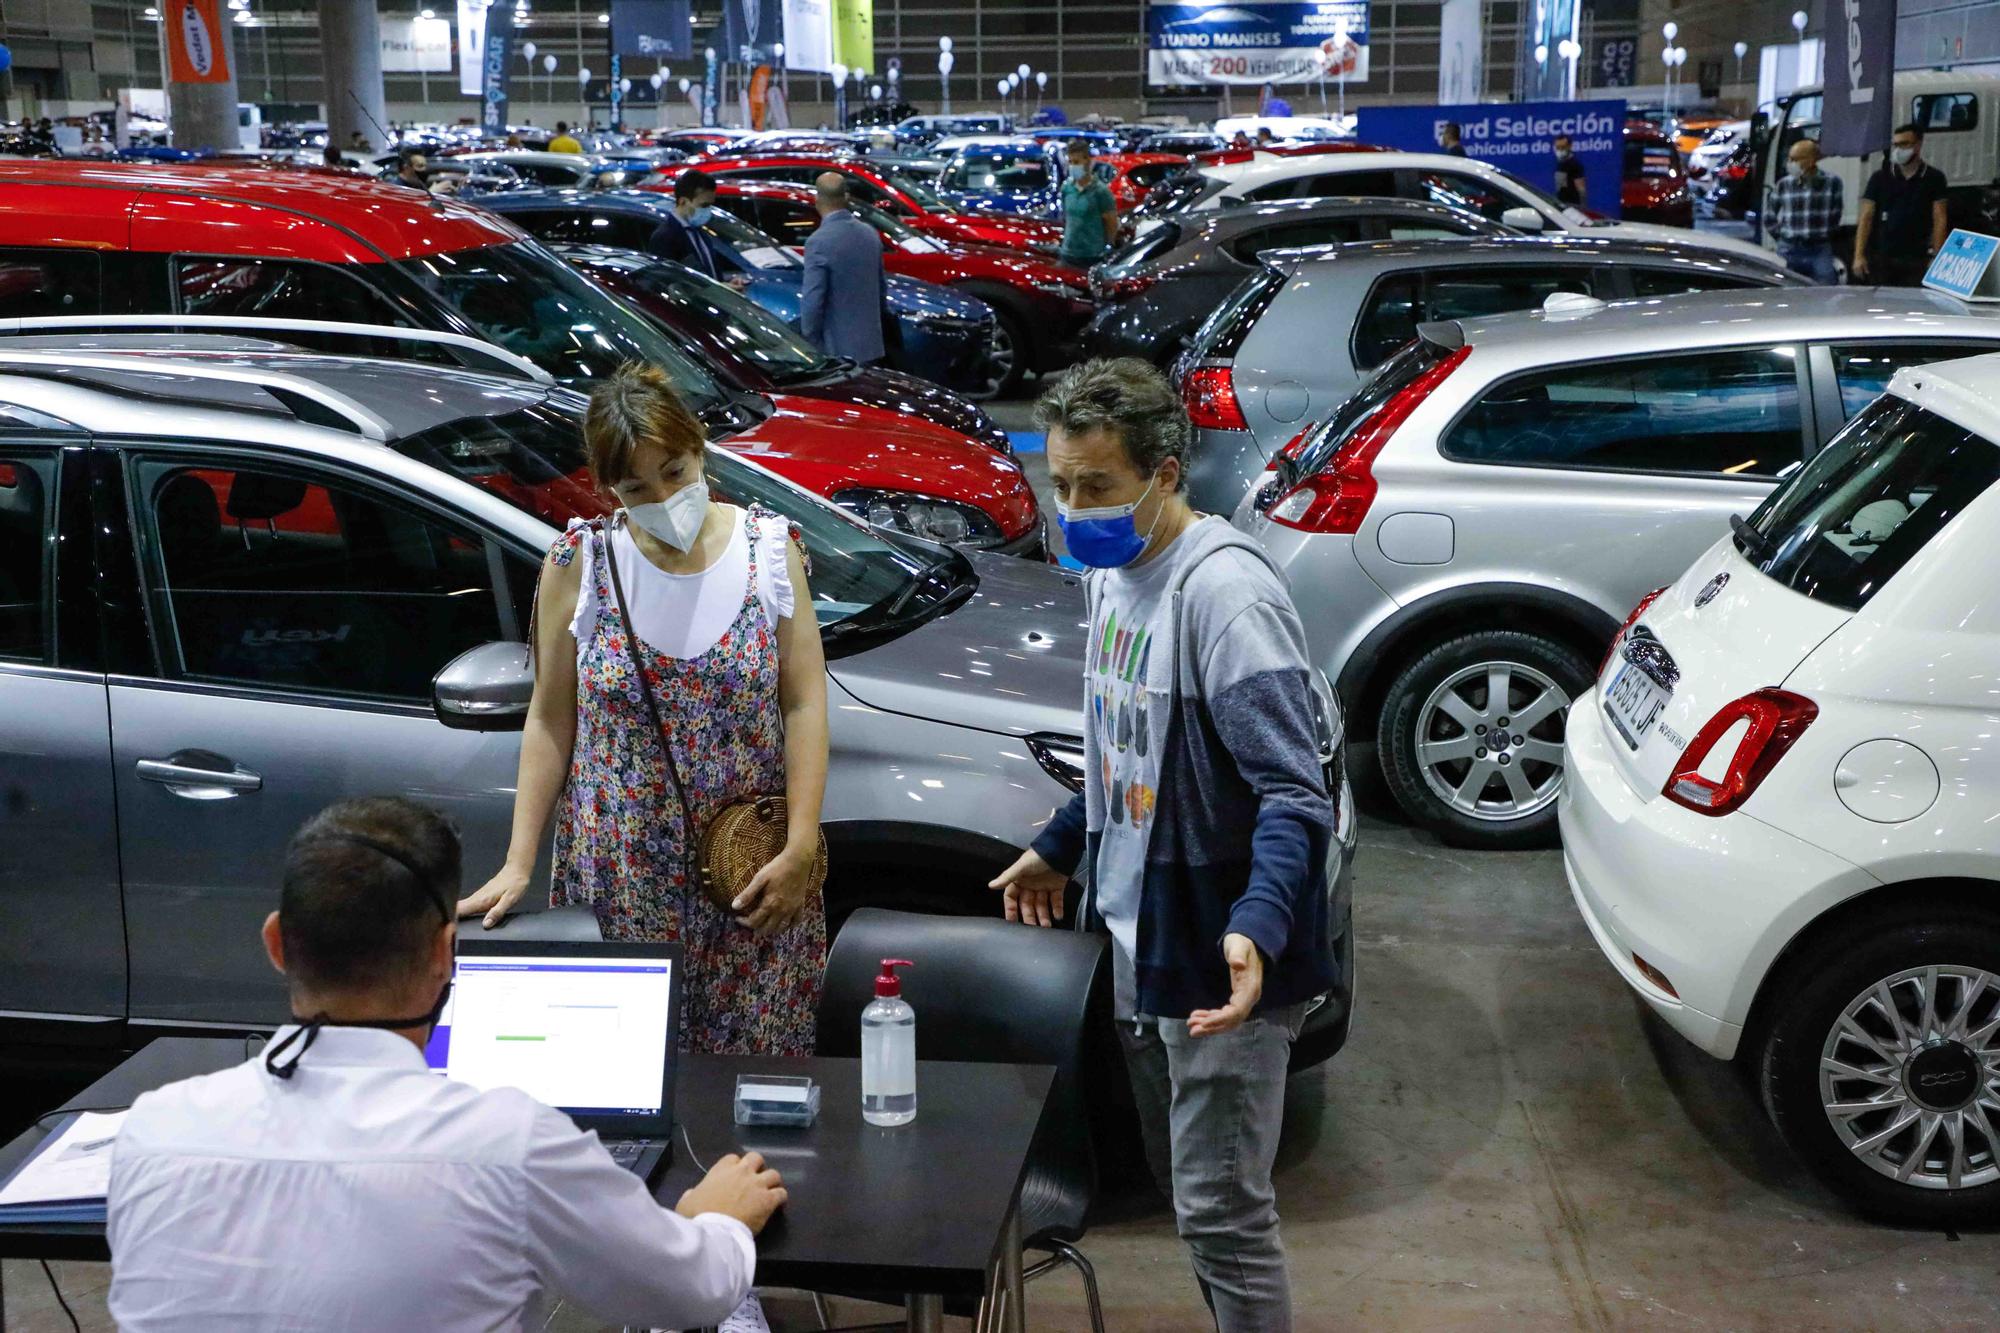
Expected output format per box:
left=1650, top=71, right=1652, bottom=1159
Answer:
left=1059, top=141, right=1119, bottom=269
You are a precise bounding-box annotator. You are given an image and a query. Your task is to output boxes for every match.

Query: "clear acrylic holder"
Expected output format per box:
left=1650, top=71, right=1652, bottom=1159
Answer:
left=733, top=1074, right=820, bottom=1127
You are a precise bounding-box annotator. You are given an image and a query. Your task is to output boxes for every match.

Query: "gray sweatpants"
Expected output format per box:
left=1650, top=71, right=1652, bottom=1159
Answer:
left=1118, top=1001, right=1308, bottom=1333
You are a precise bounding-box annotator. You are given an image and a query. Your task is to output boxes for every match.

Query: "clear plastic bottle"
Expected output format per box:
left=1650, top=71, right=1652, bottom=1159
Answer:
left=861, top=958, right=917, bottom=1127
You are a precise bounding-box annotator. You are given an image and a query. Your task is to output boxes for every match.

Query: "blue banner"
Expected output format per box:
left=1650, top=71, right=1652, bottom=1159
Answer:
left=610, top=0, right=691, bottom=59
left=1146, top=1, right=1371, bottom=86
left=1355, top=99, right=1626, bottom=219
left=479, top=7, right=514, bottom=137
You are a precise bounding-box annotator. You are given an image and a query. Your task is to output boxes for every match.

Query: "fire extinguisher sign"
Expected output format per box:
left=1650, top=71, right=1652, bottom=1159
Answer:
left=168, top=0, right=232, bottom=84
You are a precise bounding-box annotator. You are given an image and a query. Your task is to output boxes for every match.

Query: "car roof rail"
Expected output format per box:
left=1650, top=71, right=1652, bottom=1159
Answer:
left=0, top=316, right=554, bottom=385
left=0, top=349, right=394, bottom=441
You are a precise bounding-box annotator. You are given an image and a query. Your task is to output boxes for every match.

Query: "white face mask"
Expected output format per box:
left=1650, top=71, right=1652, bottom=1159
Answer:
left=1787, top=160, right=1807, bottom=178
left=626, top=481, right=709, bottom=552
left=1892, top=146, right=1916, bottom=166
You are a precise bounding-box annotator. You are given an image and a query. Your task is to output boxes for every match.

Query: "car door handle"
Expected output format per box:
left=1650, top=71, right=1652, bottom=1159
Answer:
left=136, top=751, right=263, bottom=799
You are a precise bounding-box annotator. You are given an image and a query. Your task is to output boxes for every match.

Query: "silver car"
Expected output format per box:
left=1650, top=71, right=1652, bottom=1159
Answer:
left=1178, top=235, right=1802, bottom=513
left=1232, top=287, right=2000, bottom=849
left=0, top=338, right=1090, bottom=1039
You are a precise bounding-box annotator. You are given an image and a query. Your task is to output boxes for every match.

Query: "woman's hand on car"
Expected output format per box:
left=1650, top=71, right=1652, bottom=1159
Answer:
left=734, top=844, right=817, bottom=936
left=458, top=864, right=532, bottom=929
left=988, top=848, right=1068, bottom=928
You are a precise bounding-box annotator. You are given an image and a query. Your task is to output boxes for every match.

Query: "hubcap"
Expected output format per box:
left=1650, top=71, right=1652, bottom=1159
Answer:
left=976, top=322, right=1017, bottom=398
left=1820, top=965, right=2000, bottom=1191
left=1413, top=660, right=1569, bottom=821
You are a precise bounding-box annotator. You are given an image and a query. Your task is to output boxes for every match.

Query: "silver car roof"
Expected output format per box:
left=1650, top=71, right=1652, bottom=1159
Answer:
left=1280, top=234, right=1793, bottom=278
left=1187, top=196, right=1496, bottom=236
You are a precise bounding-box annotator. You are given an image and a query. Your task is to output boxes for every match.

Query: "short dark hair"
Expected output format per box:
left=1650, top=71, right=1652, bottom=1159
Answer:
left=1554, top=133, right=1572, bottom=146
left=675, top=167, right=718, bottom=202
left=279, top=798, right=460, bottom=994
left=1444, top=121, right=1462, bottom=137
left=1034, top=357, right=1192, bottom=480
left=1894, top=122, right=1923, bottom=140
left=555, top=120, right=569, bottom=133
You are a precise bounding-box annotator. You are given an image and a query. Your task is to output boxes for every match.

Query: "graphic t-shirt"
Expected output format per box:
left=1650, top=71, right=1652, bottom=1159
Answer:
left=1088, top=541, right=1183, bottom=1018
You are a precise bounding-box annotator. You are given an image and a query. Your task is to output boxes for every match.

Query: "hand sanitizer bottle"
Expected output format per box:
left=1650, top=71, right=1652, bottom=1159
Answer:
left=861, top=958, right=917, bottom=1127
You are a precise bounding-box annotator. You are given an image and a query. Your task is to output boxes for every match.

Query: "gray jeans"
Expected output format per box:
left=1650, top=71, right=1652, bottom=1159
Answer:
left=1118, top=1001, right=1308, bottom=1333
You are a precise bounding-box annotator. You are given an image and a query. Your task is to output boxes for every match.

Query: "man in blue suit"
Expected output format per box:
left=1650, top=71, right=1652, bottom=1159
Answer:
left=800, top=172, right=887, bottom=364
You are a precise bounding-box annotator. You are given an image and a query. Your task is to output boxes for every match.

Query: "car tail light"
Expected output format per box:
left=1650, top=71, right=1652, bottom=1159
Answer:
left=1266, top=345, right=1469, bottom=534
left=1632, top=953, right=1680, bottom=998
left=1183, top=364, right=1247, bottom=431
left=1662, top=689, right=1818, bottom=817
left=1599, top=586, right=1668, bottom=677
left=1101, top=273, right=1157, bottom=300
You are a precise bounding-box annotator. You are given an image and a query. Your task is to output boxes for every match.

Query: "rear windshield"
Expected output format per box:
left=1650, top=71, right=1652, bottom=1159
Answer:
left=1099, top=223, right=1181, bottom=279
left=1288, top=337, right=1449, bottom=481
left=1736, top=396, right=2000, bottom=611
left=1185, top=266, right=1286, bottom=363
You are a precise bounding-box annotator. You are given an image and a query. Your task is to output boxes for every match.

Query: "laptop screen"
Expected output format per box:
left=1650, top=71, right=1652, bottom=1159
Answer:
left=425, top=949, right=675, bottom=1119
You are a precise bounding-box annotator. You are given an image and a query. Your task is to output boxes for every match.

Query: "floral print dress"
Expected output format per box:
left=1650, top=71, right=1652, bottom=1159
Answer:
left=547, top=506, right=825, bottom=1055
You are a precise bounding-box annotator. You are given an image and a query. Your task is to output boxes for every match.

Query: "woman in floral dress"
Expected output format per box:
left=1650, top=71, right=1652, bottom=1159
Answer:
left=460, top=363, right=828, bottom=1056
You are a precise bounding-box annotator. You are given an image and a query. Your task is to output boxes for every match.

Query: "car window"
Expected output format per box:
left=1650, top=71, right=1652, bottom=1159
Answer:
left=1385, top=222, right=1480, bottom=240
left=0, top=249, right=99, bottom=317
left=1911, top=92, right=1977, bottom=132
left=1228, top=218, right=1365, bottom=262
left=1828, top=342, right=1991, bottom=420
left=1444, top=347, right=1804, bottom=477
left=136, top=458, right=510, bottom=702
left=521, top=163, right=582, bottom=186
left=1739, top=395, right=2000, bottom=611
left=943, top=153, right=1051, bottom=193
left=1301, top=170, right=1399, bottom=201
left=606, top=262, right=829, bottom=380
left=581, top=210, right=659, bottom=249
left=0, top=451, right=54, bottom=662
left=1129, top=163, right=1178, bottom=189
left=1187, top=266, right=1287, bottom=363
left=1354, top=266, right=1601, bottom=370
left=1352, top=275, right=1424, bottom=369
left=1243, top=179, right=1300, bottom=202
left=1409, top=171, right=1513, bottom=221
left=175, top=257, right=413, bottom=327
left=497, top=208, right=592, bottom=244
left=748, top=198, right=819, bottom=245
left=1628, top=267, right=1771, bottom=298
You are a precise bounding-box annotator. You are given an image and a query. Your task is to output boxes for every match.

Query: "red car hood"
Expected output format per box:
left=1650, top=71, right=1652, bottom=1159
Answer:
left=722, top=396, right=1040, bottom=540
left=913, top=238, right=1090, bottom=292
left=916, top=211, right=1063, bottom=250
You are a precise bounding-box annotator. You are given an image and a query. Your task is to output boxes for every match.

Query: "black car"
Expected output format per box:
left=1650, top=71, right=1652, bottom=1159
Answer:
left=1083, top=197, right=1508, bottom=365
left=550, top=243, right=1015, bottom=456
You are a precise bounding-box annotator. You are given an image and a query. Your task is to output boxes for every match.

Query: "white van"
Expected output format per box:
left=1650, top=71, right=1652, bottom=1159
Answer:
left=1759, top=70, right=2000, bottom=256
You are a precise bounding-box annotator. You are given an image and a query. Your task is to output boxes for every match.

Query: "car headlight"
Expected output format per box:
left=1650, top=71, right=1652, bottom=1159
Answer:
left=910, top=310, right=988, bottom=333
left=831, top=489, right=1004, bottom=548
left=1027, top=733, right=1086, bottom=793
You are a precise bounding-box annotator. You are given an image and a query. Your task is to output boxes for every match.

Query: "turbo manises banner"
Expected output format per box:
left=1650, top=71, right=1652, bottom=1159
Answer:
left=1147, top=2, right=1371, bottom=87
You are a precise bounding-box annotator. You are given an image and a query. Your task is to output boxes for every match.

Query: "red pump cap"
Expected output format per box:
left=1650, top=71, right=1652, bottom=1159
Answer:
left=876, top=959, right=914, bottom=997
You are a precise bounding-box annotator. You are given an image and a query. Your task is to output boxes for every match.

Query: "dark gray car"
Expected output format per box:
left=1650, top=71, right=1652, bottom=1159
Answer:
left=1176, top=235, right=1804, bottom=513
left=1082, top=198, right=1509, bottom=367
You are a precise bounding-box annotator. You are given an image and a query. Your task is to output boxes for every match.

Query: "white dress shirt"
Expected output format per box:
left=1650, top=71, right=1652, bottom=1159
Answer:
left=107, top=1026, right=755, bottom=1332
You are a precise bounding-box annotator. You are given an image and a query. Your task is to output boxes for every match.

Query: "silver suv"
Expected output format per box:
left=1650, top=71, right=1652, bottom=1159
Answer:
left=0, top=336, right=1096, bottom=1041
left=1233, top=287, right=2000, bottom=848
left=1176, top=236, right=1801, bottom=513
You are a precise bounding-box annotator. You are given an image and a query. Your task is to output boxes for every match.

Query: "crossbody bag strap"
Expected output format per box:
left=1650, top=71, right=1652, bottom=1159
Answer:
left=603, top=521, right=697, bottom=842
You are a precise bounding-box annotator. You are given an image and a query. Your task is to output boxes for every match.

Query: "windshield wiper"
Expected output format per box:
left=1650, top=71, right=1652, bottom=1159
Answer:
left=1729, top=513, right=1774, bottom=563
left=876, top=552, right=957, bottom=622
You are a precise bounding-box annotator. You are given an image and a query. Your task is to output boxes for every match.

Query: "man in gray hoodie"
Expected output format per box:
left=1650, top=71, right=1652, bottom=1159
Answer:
left=991, top=358, right=1336, bottom=1332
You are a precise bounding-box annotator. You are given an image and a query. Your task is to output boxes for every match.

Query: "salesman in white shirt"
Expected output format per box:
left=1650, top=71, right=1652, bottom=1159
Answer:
left=107, top=795, right=786, bottom=1332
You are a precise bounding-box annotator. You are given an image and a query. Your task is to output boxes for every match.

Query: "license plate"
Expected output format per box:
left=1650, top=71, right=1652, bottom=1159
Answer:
left=1603, top=662, right=1671, bottom=751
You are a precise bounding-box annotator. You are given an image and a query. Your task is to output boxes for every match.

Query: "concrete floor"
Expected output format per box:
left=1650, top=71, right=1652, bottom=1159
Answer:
left=7, top=372, right=1997, bottom=1330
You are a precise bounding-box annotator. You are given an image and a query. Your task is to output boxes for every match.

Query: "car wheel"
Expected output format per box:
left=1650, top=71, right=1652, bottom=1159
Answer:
left=1377, top=629, right=1590, bottom=849
left=1759, top=911, right=2000, bottom=1226
left=971, top=304, right=1028, bottom=400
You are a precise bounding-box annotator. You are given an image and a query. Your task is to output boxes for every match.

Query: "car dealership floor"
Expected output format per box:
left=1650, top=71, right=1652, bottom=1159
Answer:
left=5, top=371, right=1994, bottom=1331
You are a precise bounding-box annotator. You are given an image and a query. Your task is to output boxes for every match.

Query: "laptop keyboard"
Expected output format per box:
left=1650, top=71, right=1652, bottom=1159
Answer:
left=606, top=1139, right=656, bottom=1173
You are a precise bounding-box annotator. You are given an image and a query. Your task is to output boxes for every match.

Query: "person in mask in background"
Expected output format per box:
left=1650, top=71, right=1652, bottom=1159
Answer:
left=1855, top=123, right=1951, bottom=285
left=990, top=358, right=1336, bottom=1332
left=1764, top=137, right=1843, bottom=283
left=109, top=796, right=787, bottom=1332
left=648, top=168, right=747, bottom=290
left=462, top=362, right=829, bottom=1064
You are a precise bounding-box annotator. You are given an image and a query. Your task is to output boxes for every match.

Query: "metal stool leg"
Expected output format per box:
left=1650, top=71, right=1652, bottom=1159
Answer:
left=812, top=1292, right=835, bottom=1330
left=1046, top=1241, right=1107, bottom=1333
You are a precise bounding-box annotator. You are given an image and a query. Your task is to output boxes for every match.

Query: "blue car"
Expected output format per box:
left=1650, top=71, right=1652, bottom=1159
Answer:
left=479, top=189, right=995, bottom=392
left=934, top=140, right=1064, bottom=221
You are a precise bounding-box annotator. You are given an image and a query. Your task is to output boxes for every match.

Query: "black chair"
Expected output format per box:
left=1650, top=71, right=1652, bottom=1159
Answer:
left=817, top=908, right=1110, bottom=1333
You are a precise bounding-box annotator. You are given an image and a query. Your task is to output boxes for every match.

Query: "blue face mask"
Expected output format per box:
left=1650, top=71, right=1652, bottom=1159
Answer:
left=687, top=205, right=714, bottom=227
left=1056, top=477, right=1159, bottom=569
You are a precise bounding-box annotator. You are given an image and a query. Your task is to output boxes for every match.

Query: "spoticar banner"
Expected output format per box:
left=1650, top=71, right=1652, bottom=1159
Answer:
left=1821, top=0, right=1897, bottom=157
left=1147, top=1, right=1371, bottom=87
left=479, top=6, right=514, bottom=138
left=1355, top=100, right=1626, bottom=219
left=166, top=0, right=232, bottom=84
left=611, top=0, right=691, bottom=60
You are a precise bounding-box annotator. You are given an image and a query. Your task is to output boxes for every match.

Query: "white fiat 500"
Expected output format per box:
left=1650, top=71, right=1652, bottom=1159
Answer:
left=1561, top=350, right=2000, bottom=1226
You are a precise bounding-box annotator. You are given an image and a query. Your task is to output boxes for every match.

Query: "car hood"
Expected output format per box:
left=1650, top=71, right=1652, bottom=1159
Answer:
left=918, top=211, right=1064, bottom=250
left=1596, top=219, right=1771, bottom=264
left=933, top=240, right=1091, bottom=292
left=726, top=395, right=1041, bottom=538
left=829, top=548, right=1088, bottom=739
left=785, top=364, right=1012, bottom=453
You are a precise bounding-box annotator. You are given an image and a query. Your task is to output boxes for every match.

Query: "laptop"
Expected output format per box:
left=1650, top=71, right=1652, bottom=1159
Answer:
left=425, top=939, right=682, bottom=1183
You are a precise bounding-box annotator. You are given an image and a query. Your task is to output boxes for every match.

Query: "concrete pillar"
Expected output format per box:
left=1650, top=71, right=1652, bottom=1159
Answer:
left=322, top=0, right=390, bottom=153
left=168, top=74, right=242, bottom=152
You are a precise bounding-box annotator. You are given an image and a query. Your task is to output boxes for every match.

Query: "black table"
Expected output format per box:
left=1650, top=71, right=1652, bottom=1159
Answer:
left=0, top=1038, right=1052, bottom=1333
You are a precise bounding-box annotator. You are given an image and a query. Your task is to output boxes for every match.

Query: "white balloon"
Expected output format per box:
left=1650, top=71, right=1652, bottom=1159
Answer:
left=650, top=71, right=663, bottom=88
left=521, top=41, right=536, bottom=60
left=578, top=65, right=592, bottom=82
left=679, top=77, right=691, bottom=92
left=619, top=76, right=631, bottom=92
left=1534, top=43, right=1548, bottom=64
left=542, top=53, right=557, bottom=73
left=1035, top=71, right=1047, bottom=89
left=1791, top=8, right=1808, bottom=30
left=996, top=79, right=1008, bottom=96
left=939, top=36, right=953, bottom=51
left=1662, top=20, right=1678, bottom=39
left=832, top=62, right=848, bottom=84
left=870, top=84, right=883, bottom=100
left=1734, top=40, right=1749, bottom=57
left=1016, top=63, right=1030, bottom=80
left=704, top=46, right=716, bottom=60
left=773, top=41, right=784, bottom=57
left=938, top=51, right=955, bottom=74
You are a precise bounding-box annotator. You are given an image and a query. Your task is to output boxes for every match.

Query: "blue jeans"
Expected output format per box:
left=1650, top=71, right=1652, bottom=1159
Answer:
left=1780, top=241, right=1839, bottom=285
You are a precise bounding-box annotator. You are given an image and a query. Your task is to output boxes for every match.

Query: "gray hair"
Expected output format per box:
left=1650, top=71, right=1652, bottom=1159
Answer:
left=1033, top=357, right=1191, bottom=479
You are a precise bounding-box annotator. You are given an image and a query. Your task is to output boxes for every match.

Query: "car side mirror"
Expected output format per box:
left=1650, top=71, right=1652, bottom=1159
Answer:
left=1502, top=206, right=1546, bottom=232
left=433, top=641, right=534, bottom=731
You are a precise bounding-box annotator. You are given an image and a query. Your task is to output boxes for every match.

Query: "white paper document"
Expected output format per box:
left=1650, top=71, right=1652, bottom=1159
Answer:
left=0, top=1110, right=127, bottom=1207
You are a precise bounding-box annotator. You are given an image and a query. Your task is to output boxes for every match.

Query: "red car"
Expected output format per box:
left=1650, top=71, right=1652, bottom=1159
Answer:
left=0, top=159, right=1045, bottom=556
left=665, top=153, right=1064, bottom=253
left=699, top=179, right=1094, bottom=398
left=1622, top=121, right=1695, bottom=228
left=1099, top=152, right=1191, bottom=211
